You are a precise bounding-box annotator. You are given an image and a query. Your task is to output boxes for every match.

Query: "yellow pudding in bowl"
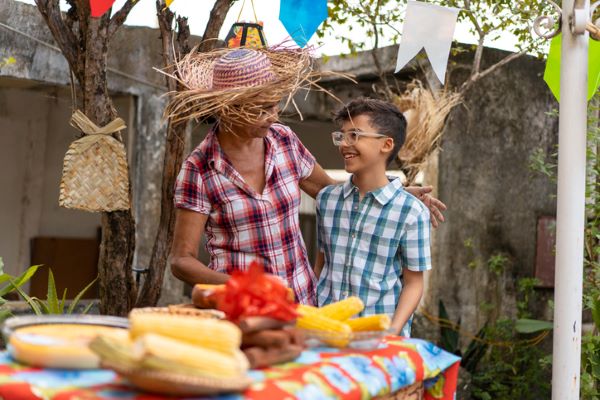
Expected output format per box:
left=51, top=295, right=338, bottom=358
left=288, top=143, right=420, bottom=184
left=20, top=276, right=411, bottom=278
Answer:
left=4, top=316, right=129, bottom=369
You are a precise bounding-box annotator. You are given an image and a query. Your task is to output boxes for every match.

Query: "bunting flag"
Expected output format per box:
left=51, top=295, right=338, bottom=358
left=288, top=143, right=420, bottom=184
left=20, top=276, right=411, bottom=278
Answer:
left=165, top=0, right=175, bottom=6
left=395, top=0, right=459, bottom=84
left=279, top=0, right=328, bottom=48
left=90, top=0, right=115, bottom=17
left=543, top=33, right=600, bottom=102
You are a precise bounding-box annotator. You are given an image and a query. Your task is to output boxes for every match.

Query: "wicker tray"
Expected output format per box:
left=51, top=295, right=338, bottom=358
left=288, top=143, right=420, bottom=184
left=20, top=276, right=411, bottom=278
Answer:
left=103, top=361, right=252, bottom=396
left=129, top=305, right=225, bottom=319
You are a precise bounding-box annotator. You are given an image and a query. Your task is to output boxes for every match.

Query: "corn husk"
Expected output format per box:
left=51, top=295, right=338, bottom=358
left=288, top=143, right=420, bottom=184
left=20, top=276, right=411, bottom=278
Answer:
left=393, top=81, right=461, bottom=185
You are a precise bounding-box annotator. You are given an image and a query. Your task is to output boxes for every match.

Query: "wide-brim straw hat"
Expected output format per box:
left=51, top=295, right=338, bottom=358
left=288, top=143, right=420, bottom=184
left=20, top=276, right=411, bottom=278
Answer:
left=162, top=45, right=340, bottom=126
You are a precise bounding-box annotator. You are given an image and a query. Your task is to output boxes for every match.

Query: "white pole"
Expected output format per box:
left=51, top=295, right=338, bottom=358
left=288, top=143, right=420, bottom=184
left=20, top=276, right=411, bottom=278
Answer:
left=552, top=0, right=589, bottom=398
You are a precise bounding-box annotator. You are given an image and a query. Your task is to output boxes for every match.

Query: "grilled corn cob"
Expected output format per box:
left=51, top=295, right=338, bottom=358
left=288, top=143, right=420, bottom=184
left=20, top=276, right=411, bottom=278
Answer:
left=129, top=313, right=241, bottom=355
left=296, top=306, right=352, bottom=347
left=346, top=314, right=391, bottom=332
left=135, top=334, right=248, bottom=379
left=318, top=296, right=365, bottom=320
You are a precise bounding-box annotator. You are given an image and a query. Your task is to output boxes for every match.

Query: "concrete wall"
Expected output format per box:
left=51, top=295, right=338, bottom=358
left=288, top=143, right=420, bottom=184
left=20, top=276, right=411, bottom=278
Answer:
left=426, top=52, right=558, bottom=334
left=0, top=0, right=185, bottom=302
left=0, top=84, right=132, bottom=277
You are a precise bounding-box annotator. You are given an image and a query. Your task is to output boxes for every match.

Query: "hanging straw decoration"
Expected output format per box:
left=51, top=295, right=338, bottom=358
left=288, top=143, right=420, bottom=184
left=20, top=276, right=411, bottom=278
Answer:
left=59, top=110, right=130, bottom=212
left=393, top=81, right=461, bottom=186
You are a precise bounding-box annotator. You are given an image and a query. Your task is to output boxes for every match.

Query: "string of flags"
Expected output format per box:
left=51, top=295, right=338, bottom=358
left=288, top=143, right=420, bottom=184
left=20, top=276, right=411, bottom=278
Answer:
left=89, top=0, right=599, bottom=102
left=395, top=1, right=459, bottom=85
left=544, top=34, right=600, bottom=102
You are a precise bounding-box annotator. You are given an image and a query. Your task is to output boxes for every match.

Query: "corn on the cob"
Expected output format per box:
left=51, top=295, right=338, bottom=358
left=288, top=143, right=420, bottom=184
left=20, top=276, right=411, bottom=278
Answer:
left=296, top=306, right=352, bottom=347
left=296, top=304, right=319, bottom=315
left=89, top=335, right=138, bottom=370
left=135, top=333, right=247, bottom=379
left=317, top=296, right=365, bottom=320
left=346, top=314, right=391, bottom=332
left=129, top=313, right=241, bottom=356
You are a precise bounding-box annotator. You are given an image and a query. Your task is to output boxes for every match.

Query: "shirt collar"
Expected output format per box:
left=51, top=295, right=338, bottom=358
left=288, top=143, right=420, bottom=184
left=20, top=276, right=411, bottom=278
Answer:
left=205, top=125, right=278, bottom=167
left=342, top=175, right=404, bottom=205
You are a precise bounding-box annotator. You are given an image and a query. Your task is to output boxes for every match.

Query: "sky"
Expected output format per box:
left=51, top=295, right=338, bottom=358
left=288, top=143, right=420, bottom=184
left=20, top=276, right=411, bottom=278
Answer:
left=16, top=0, right=521, bottom=56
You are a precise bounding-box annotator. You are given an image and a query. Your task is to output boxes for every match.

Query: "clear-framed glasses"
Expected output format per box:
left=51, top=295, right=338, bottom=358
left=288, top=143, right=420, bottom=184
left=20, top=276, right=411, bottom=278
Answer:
left=331, top=130, right=389, bottom=146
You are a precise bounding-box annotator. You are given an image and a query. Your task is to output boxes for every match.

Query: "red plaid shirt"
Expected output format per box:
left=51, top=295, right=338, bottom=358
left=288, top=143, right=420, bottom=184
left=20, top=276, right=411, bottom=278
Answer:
left=174, top=123, right=317, bottom=304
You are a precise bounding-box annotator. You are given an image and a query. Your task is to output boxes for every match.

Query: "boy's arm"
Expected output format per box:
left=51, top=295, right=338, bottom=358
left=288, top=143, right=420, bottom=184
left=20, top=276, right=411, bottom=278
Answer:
left=390, top=270, right=424, bottom=335
left=314, top=251, right=325, bottom=278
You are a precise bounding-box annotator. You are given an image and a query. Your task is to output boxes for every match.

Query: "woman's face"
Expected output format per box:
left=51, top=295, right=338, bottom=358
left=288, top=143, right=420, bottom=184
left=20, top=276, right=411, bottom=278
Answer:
left=223, top=103, right=280, bottom=138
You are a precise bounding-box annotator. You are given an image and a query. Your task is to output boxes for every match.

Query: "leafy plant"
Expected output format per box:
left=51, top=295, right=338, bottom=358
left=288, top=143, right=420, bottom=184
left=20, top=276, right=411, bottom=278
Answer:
left=10, top=268, right=97, bottom=315
left=470, top=318, right=551, bottom=400
left=438, top=299, right=489, bottom=374
left=0, top=258, right=41, bottom=321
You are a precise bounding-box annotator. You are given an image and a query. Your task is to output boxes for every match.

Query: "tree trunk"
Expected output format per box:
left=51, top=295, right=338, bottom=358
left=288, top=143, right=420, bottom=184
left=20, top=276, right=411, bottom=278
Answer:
left=34, top=0, right=138, bottom=316
left=137, top=0, right=232, bottom=306
left=136, top=4, right=190, bottom=307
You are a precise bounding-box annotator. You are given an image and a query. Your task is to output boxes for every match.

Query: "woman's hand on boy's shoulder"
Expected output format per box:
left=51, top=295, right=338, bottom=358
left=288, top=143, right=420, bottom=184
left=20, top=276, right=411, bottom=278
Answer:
left=404, top=186, right=447, bottom=228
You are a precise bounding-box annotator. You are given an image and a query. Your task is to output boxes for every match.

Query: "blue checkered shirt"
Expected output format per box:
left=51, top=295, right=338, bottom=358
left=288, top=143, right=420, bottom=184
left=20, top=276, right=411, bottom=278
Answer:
left=316, top=177, right=431, bottom=337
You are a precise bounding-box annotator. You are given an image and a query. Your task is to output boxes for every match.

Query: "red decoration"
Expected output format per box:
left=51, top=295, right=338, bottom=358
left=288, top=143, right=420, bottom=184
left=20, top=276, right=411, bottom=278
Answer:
left=90, top=0, right=116, bottom=18
left=212, top=261, right=298, bottom=323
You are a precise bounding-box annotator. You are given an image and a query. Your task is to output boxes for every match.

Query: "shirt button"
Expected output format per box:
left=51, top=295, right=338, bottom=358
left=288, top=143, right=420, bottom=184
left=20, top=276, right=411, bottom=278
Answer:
left=353, top=206, right=358, bottom=210
left=351, top=233, right=356, bottom=238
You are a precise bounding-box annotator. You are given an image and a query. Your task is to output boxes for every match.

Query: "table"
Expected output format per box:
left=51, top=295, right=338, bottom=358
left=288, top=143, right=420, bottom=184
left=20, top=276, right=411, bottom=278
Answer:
left=0, top=336, right=460, bottom=400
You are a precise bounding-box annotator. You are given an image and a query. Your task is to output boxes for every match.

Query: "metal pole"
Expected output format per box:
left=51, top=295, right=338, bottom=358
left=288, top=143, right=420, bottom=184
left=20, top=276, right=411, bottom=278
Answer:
left=552, top=0, right=589, bottom=398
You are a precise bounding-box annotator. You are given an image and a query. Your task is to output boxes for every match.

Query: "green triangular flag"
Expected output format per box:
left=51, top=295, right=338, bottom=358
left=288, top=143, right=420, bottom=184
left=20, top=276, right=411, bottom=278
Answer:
left=544, top=33, right=600, bottom=102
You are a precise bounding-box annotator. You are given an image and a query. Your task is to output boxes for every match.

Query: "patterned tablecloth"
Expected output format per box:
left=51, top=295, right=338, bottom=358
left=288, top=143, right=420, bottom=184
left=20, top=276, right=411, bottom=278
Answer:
left=0, top=336, right=460, bottom=400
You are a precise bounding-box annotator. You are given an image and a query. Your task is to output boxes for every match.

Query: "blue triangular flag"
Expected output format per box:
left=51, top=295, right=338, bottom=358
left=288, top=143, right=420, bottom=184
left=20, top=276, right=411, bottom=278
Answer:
left=279, top=0, right=328, bottom=48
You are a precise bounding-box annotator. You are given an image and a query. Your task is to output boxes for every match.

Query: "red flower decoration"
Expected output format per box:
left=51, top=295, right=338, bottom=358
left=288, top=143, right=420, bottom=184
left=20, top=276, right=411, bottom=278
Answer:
left=212, top=262, right=298, bottom=322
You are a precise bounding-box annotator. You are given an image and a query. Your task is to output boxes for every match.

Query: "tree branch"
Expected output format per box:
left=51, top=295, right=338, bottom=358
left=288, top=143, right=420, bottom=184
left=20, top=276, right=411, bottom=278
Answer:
left=109, top=0, right=139, bottom=37
left=198, top=0, right=233, bottom=52
left=459, top=50, right=526, bottom=94
left=33, top=0, right=78, bottom=66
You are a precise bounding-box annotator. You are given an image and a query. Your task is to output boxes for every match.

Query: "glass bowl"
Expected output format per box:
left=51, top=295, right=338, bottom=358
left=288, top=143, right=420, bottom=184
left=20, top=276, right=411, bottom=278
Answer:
left=300, top=328, right=391, bottom=350
left=2, top=315, right=129, bottom=369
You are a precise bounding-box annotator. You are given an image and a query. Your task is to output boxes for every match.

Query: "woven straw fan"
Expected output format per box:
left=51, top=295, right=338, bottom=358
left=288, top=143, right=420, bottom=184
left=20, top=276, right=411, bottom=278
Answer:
left=59, top=110, right=130, bottom=212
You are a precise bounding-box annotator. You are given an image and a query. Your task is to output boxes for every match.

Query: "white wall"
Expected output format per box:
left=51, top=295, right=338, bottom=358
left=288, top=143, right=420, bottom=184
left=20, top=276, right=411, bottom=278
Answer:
left=0, top=84, right=132, bottom=276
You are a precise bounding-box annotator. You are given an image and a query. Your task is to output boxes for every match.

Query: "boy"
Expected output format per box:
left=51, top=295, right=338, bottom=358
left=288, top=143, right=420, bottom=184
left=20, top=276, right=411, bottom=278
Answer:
left=314, top=97, right=431, bottom=337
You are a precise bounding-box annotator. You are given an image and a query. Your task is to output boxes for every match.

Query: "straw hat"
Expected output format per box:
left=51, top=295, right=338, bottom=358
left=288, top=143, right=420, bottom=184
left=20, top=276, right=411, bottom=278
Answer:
left=163, top=45, right=332, bottom=126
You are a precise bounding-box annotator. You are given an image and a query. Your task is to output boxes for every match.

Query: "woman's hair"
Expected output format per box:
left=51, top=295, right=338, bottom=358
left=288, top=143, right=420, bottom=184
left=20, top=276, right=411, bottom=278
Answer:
left=333, top=97, right=407, bottom=166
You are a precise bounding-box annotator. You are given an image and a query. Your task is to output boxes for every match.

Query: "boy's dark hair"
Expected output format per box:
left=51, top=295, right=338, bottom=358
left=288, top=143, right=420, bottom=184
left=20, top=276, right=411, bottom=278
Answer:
left=333, top=97, right=407, bottom=166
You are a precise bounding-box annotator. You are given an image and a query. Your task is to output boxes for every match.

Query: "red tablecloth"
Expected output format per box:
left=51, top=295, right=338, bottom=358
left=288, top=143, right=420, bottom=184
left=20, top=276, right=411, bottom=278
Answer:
left=0, top=336, right=460, bottom=400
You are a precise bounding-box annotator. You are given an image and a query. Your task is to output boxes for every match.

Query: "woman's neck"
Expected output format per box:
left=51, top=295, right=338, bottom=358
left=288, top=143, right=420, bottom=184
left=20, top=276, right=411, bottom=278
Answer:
left=216, top=125, right=262, bottom=153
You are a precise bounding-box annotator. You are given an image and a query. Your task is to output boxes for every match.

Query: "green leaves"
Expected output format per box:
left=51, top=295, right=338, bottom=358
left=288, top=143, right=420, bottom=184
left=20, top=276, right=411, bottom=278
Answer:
left=16, top=269, right=97, bottom=316
left=514, top=318, right=553, bottom=334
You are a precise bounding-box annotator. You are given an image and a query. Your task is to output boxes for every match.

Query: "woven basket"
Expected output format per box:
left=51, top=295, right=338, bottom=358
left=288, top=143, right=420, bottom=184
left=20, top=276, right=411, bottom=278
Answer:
left=103, top=361, right=252, bottom=396
left=59, top=111, right=130, bottom=212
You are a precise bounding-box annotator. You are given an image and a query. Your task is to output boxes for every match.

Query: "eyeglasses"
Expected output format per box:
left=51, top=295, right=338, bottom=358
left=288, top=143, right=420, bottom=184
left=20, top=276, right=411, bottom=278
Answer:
left=331, top=130, right=389, bottom=146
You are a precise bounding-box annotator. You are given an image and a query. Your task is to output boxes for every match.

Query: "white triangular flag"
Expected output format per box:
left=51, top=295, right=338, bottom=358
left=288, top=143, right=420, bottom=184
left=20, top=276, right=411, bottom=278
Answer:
left=395, top=1, right=459, bottom=84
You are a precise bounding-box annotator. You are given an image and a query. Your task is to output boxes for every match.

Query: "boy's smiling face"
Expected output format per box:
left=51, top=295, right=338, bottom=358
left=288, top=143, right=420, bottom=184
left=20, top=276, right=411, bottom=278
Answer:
left=338, top=114, right=394, bottom=174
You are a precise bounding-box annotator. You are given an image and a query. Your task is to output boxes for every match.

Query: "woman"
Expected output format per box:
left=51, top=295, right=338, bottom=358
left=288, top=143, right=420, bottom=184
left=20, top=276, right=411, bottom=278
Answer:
left=167, top=47, right=444, bottom=305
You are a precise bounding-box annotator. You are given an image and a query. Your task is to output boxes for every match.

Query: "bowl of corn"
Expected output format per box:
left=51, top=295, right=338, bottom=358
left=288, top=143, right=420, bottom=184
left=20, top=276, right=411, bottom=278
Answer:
left=295, top=297, right=393, bottom=349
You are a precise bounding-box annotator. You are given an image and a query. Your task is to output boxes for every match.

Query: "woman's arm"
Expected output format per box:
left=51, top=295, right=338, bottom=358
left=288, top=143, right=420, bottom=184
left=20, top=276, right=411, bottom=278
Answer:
left=404, top=186, right=447, bottom=227
left=299, top=163, right=336, bottom=199
left=314, top=251, right=325, bottom=278
left=169, top=209, right=230, bottom=285
left=390, top=270, right=424, bottom=335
